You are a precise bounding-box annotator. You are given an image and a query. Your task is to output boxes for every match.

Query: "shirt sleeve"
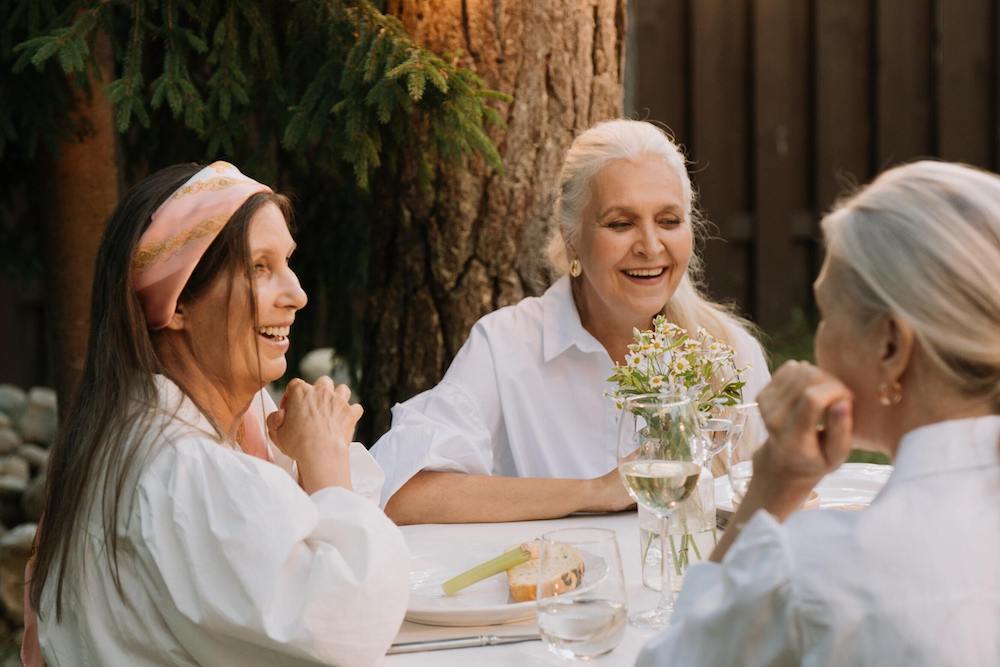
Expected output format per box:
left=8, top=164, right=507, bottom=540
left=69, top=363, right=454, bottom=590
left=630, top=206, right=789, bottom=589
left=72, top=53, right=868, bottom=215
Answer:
left=133, top=439, right=409, bottom=667
left=636, top=510, right=801, bottom=667
left=370, top=321, right=504, bottom=506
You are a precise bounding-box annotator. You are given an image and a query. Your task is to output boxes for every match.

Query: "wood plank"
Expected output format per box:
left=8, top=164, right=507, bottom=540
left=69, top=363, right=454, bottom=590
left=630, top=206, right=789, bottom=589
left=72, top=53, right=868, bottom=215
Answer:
left=632, top=0, right=689, bottom=141
left=753, top=0, right=811, bottom=332
left=815, top=0, right=873, bottom=213
left=876, top=0, right=932, bottom=166
left=689, top=0, right=752, bottom=310
left=936, top=0, right=994, bottom=167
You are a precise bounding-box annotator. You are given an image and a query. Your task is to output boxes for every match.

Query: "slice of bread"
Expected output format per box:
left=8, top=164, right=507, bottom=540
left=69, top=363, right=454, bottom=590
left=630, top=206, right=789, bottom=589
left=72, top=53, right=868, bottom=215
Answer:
left=506, top=540, right=585, bottom=602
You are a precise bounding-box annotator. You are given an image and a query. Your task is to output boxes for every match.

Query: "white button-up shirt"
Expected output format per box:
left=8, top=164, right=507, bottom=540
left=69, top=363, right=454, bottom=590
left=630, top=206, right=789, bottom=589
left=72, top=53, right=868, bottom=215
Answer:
left=39, top=376, right=409, bottom=667
left=638, top=415, right=1000, bottom=667
left=371, top=276, right=770, bottom=505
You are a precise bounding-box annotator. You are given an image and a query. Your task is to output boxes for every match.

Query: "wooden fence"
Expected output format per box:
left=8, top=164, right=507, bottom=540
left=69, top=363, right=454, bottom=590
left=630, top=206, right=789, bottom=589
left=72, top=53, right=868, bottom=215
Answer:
left=630, top=0, right=999, bottom=331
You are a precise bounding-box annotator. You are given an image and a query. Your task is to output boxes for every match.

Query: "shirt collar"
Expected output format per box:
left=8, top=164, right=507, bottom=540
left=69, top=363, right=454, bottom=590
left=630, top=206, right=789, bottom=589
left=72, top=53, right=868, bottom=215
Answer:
left=541, top=275, right=608, bottom=362
left=888, top=415, right=1000, bottom=485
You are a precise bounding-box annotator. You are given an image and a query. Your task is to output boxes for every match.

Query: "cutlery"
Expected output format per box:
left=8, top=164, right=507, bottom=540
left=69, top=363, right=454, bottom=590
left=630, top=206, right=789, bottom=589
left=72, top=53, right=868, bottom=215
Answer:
left=387, top=633, right=540, bottom=654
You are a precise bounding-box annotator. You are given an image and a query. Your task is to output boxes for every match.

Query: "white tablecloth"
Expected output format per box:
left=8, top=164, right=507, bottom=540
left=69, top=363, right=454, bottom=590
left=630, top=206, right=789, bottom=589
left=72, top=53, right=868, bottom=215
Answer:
left=386, top=512, right=669, bottom=666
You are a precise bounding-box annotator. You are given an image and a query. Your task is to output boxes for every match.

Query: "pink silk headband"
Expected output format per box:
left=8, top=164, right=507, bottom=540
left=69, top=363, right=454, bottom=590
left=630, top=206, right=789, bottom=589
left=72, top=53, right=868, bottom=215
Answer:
left=133, top=161, right=271, bottom=329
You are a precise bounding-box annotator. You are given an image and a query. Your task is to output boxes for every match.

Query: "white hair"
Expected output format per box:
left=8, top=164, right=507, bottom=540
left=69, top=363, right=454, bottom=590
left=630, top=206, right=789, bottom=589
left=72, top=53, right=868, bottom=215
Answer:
left=822, top=160, right=1000, bottom=409
left=547, top=119, right=752, bottom=347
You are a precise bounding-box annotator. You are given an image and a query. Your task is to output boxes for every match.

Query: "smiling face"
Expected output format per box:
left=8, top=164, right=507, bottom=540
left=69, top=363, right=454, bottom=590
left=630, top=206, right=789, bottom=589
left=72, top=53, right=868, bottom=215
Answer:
left=571, top=154, right=693, bottom=332
left=178, top=202, right=307, bottom=397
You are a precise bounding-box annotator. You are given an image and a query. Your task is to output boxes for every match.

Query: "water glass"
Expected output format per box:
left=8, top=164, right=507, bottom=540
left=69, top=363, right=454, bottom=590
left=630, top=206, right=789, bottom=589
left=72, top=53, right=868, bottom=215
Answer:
left=726, top=403, right=767, bottom=503
left=536, top=527, right=627, bottom=660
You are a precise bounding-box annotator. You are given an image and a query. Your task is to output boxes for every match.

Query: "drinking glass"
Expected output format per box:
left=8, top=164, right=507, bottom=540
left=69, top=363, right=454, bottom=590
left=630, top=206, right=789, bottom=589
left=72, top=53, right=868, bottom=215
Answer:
left=618, top=394, right=704, bottom=629
left=726, top=402, right=767, bottom=503
left=536, top=527, right=627, bottom=660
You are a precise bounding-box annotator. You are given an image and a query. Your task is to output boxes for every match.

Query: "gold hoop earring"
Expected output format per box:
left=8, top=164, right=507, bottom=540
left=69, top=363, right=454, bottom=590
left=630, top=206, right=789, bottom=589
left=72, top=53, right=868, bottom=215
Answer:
left=569, top=259, right=582, bottom=278
left=878, top=381, right=903, bottom=406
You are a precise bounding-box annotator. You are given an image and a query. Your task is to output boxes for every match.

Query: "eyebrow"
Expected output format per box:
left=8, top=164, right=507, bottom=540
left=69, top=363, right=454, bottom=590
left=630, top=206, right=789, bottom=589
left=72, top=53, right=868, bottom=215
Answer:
left=598, top=204, right=683, bottom=219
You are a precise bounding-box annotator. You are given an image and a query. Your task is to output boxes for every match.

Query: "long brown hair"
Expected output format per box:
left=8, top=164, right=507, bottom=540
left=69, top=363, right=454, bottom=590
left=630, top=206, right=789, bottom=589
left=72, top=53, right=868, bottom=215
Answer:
left=31, top=164, right=291, bottom=620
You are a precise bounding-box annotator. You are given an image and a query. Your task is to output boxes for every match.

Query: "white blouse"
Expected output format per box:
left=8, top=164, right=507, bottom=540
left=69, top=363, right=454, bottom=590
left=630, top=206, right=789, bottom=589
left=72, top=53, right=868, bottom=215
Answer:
left=38, top=376, right=409, bottom=667
left=371, top=276, right=770, bottom=505
left=638, top=415, right=1000, bottom=667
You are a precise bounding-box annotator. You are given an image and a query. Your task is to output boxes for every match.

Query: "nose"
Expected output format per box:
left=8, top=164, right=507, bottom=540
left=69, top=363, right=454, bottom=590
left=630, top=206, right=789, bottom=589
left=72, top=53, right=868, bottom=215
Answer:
left=633, top=219, right=665, bottom=258
left=278, top=267, right=308, bottom=311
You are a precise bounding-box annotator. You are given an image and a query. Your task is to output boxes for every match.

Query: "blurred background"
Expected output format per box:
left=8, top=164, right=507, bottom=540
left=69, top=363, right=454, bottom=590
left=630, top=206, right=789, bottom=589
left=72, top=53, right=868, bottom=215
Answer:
left=2, top=0, right=999, bottom=428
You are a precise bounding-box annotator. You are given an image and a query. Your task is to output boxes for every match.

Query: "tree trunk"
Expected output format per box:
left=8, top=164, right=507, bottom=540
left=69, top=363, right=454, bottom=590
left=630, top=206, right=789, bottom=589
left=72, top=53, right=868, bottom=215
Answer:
left=361, top=0, right=627, bottom=442
left=41, top=29, right=120, bottom=413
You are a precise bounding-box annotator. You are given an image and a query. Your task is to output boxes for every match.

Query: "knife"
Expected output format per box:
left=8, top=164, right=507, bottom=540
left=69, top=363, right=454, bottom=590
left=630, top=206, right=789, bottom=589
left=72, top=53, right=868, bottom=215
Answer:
left=387, top=633, right=541, bottom=654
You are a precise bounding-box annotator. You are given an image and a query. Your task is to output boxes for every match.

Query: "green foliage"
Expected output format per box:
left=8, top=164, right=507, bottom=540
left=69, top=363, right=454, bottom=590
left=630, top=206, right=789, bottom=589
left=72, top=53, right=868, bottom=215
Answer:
left=0, top=0, right=509, bottom=372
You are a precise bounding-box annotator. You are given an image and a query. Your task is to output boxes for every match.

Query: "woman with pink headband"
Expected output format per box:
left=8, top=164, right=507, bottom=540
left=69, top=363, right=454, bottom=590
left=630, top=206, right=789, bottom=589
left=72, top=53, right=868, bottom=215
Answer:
left=24, top=163, right=408, bottom=666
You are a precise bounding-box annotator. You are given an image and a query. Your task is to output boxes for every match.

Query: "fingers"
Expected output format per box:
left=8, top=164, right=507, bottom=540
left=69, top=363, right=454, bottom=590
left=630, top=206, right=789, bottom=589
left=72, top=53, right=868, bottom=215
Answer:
left=791, top=380, right=853, bottom=438
left=820, top=399, right=853, bottom=468
left=266, top=408, right=285, bottom=440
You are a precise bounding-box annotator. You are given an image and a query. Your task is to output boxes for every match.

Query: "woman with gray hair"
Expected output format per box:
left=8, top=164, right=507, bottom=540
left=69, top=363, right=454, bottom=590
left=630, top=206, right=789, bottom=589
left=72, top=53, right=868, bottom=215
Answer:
left=639, top=160, right=1000, bottom=666
left=371, top=119, right=769, bottom=524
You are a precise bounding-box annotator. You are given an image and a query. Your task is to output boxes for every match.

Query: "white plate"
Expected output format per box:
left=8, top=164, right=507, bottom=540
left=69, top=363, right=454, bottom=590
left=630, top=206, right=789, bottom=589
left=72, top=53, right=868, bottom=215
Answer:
left=406, top=546, right=607, bottom=627
left=714, top=462, right=893, bottom=512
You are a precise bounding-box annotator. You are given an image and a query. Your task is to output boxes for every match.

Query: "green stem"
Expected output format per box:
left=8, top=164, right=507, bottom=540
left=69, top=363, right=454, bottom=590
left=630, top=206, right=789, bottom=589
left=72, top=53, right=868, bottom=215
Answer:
left=690, top=532, right=703, bottom=561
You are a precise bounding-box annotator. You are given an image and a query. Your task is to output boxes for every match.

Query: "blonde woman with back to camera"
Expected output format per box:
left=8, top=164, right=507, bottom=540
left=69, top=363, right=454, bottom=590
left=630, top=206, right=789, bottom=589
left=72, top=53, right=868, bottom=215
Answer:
left=639, top=160, right=1000, bottom=666
left=371, top=119, right=770, bottom=524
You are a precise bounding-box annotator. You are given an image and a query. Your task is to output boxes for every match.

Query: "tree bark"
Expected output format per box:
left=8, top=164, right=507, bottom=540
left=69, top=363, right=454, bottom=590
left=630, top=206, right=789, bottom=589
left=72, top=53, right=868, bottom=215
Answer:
left=41, top=29, right=120, bottom=412
left=361, top=0, right=626, bottom=442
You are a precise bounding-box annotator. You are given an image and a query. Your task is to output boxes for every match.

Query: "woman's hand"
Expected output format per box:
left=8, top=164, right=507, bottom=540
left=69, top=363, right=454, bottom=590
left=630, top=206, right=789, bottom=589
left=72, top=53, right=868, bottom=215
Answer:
left=753, top=361, right=854, bottom=513
left=585, top=466, right=637, bottom=513
left=266, top=377, right=363, bottom=494
left=709, top=361, right=853, bottom=562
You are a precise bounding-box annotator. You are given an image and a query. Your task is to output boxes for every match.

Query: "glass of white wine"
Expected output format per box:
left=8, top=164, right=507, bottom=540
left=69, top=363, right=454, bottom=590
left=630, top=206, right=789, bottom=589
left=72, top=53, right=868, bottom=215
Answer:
left=618, top=394, right=704, bottom=629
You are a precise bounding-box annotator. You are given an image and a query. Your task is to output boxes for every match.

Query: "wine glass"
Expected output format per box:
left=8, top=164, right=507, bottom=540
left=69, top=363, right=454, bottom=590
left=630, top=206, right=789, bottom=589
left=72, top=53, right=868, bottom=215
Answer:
left=618, top=393, right=704, bottom=629
left=726, top=402, right=766, bottom=503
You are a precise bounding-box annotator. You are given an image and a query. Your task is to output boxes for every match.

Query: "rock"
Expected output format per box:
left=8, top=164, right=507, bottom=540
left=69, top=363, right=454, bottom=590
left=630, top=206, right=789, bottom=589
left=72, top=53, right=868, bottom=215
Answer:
left=15, top=445, right=48, bottom=472
left=0, top=429, right=19, bottom=456
left=299, top=348, right=353, bottom=386
left=0, top=387, right=26, bottom=422
left=0, top=523, right=36, bottom=623
left=22, top=474, right=45, bottom=522
left=15, top=387, right=57, bottom=447
left=0, top=458, right=28, bottom=484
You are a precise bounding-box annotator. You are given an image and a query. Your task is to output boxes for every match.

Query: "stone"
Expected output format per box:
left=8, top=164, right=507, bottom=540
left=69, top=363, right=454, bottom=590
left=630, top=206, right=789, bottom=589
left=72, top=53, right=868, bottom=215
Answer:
left=22, top=474, right=45, bottom=523
left=299, top=348, right=353, bottom=386
left=15, top=445, right=48, bottom=472
left=0, top=387, right=26, bottom=422
left=0, top=459, right=28, bottom=484
left=0, top=523, right=36, bottom=623
left=15, top=387, right=57, bottom=447
left=0, top=429, right=19, bottom=456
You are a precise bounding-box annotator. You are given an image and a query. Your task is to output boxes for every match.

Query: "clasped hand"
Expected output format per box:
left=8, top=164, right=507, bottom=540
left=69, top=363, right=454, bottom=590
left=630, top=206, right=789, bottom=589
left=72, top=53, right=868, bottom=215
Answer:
left=266, top=377, right=362, bottom=494
left=754, top=361, right=854, bottom=513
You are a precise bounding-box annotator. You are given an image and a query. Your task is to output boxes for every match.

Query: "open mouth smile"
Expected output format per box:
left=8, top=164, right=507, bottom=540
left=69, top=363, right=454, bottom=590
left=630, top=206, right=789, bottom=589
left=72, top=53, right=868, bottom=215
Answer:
left=622, top=267, right=667, bottom=282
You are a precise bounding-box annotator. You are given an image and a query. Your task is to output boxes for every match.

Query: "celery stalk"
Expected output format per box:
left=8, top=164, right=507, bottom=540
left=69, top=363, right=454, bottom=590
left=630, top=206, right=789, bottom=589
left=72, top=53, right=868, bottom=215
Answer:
left=441, top=546, right=532, bottom=596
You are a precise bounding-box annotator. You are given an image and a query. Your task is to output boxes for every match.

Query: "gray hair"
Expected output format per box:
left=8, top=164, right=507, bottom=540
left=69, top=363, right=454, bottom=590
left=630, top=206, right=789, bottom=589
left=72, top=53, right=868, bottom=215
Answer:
left=822, top=160, right=1000, bottom=409
left=546, top=119, right=753, bottom=350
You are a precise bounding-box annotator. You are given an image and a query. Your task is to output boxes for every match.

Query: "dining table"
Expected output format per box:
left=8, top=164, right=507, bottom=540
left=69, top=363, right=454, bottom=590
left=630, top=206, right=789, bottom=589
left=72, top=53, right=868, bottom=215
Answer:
left=386, top=510, right=692, bottom=666
left=384, top=463, right=892, bottom=666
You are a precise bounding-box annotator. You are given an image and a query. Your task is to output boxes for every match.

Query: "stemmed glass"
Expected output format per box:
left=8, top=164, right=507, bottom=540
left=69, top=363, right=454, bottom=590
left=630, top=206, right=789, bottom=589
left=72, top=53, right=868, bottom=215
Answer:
left=618, top=394, right=705, bottom=629
left=726, top=403, right=766, bottom=503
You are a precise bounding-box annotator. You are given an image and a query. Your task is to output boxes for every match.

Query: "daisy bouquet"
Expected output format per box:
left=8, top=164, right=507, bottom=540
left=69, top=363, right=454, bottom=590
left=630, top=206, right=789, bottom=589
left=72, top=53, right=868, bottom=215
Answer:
left=609, top=315, right=748, bottom=578
left=607, top=315, right=746, bottom=413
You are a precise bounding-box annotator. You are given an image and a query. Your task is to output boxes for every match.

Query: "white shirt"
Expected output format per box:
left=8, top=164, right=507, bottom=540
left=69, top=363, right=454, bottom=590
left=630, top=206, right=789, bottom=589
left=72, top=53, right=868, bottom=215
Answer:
left=637, top=415, right=1000, bottom=667
left=371, top=276, right=770, bottom=505
left=39, top=376, right=409, bottom=667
